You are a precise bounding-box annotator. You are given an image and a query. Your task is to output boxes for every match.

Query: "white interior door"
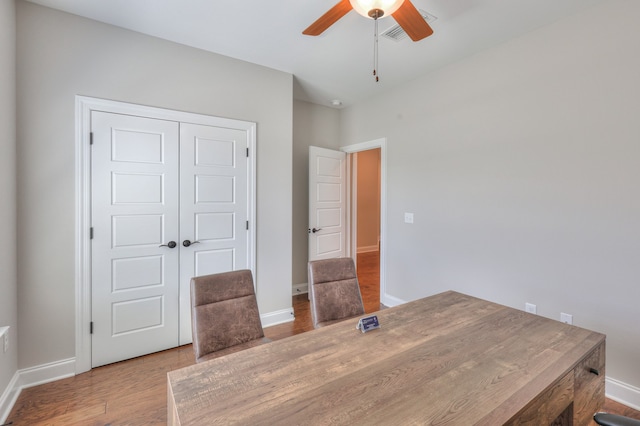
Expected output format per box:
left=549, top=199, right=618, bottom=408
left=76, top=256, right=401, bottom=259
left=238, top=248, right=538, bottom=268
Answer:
left=91, top=110, right=253, bottom=365
left=308, top=146, right=347, bottom=262
left=91, top=111, right=180, bottom=367
left=178, top=123, right=249, bottom=344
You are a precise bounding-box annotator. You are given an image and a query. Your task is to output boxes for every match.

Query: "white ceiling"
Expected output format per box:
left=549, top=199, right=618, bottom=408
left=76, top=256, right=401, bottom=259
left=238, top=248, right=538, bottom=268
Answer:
left=26, top=0, right=604, bottom=108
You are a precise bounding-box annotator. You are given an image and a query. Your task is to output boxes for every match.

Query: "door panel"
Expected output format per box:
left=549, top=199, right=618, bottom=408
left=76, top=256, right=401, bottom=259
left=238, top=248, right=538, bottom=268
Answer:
left=112, top=256, right=163, bottom=290
left=179, top=123, right=249, bottom=344
left=112, top=296, right=164, bottom=334
left=112, top=173, right=164, bottom=203
left=308, top=146, right=347, bottom=262
left=91, top=111, right=180, bottom=368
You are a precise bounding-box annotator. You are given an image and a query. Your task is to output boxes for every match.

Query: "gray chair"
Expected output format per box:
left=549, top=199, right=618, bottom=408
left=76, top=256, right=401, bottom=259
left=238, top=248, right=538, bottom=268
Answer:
left=190, top=270, right=270, bottom=363
left=594, top=413, right=640, bottom=426
left=308, top=257, right=365, bottom=328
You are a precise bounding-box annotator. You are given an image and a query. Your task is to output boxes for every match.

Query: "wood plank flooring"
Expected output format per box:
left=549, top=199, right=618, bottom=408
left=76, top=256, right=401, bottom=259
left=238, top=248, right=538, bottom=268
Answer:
left=6, top=251, right=639, bottom=425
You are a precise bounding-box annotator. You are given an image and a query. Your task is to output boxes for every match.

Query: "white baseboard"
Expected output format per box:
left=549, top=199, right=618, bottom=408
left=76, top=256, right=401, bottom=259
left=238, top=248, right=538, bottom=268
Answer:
left=293, top=283, right=308, bottom=295
left=606, top=376, right=640, bottom=411
left=0, top=357, right=75, bottom=423
left=380, top=293, right=406, bottom=308
left=261, top=308, right=294, bottom=328
left=0, top=371, right=19, bottom=424
left=17, top=357, right=76, bottom=389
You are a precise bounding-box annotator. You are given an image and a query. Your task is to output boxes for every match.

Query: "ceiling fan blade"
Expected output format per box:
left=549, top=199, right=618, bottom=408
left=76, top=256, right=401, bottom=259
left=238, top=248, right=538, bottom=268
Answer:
left=392, top=0, right=434, bottom=41
left=303, top=0, right=353, bottom=36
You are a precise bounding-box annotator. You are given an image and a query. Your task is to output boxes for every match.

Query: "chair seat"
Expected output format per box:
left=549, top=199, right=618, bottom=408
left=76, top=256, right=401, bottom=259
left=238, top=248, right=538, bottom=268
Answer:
left=196, top=337, right=272, bottom=363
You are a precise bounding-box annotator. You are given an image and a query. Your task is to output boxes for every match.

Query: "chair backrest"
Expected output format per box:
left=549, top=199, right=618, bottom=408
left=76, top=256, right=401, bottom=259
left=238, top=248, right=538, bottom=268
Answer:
left=308, top=257, right=365, bottom=328
left=190, top=270, right=264, bottom=361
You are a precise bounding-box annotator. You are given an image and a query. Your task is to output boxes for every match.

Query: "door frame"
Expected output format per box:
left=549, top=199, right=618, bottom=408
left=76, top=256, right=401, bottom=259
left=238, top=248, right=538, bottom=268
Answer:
left=74, top=96, right=256, bottom=374
left=341, top=138, right=395, bottom=307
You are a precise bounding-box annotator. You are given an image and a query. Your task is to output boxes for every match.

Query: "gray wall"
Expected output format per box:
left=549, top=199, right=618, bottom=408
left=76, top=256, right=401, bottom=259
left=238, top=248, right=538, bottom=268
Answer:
left=16, top=1, right=293, bottom=369
left=292, top=100, right=341, bottom=287
left=0, top=0, right=18, bottom=406
left=340, top=0, right=640, bottom=397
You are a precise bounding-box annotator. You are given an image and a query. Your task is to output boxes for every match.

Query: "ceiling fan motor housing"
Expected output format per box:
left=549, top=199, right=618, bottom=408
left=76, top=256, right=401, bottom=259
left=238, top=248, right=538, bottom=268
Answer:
left=368, top=8, right=384, bottom=19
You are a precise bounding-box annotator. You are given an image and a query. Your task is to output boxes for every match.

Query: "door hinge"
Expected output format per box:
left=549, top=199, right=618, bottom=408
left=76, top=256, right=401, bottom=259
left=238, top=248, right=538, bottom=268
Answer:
left=90, top=132, right=94, bottom=145
left=90, top=322, right=94, bottom=334
left=246, top=147, right=249, bottom=157
left=246, top=221, right=249, bottom=230
left=90, top=227, right=94, bottom=239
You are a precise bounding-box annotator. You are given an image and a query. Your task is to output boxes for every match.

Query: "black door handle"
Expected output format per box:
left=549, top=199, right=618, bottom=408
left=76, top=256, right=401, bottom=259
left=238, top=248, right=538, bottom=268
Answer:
left=159, top=241, right=177, bottom=248
left=182, top=240, right=201, bottom=247
left=310, top=228, right=322, bottom=234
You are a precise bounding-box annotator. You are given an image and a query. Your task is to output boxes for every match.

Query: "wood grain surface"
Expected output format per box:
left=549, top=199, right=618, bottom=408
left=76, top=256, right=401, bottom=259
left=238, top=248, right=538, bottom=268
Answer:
left=168, top=291, right=605, bottom=425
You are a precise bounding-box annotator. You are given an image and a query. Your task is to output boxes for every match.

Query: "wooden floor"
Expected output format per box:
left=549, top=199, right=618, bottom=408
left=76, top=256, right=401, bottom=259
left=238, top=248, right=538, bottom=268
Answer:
left=7, top=251, right=639, bottom=425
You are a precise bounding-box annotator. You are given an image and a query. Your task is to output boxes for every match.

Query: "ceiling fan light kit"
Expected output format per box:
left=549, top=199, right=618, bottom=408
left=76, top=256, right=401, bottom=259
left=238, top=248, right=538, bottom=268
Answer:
left=349, top=0, right=405, bottom=19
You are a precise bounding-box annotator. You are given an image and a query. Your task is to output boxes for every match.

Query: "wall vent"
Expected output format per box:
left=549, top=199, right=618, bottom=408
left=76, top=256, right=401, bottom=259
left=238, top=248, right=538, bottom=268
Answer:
left=381, top=10, right=437, bottom=42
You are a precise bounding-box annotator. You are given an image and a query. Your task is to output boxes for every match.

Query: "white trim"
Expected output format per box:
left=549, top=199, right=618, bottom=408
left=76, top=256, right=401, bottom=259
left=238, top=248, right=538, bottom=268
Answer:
left=0, top=358, right=76, bottom=423
left=75, top=96, right=257, bottom=374
left=16, top=358, right=76, bottom=389
left=348, top=153, right=356, bottom=259
left=292, top=283, right=308, bottom=295
left=341, top=139, right=391, bottom=307
left=261, top=308, right=295, bottom=328
left=0, top=371, right=19, bottom=424
left=606, top=376, right=640, bottom=411
left=75, top=97, right=92, bottom=374
left=380, top=293, right=407, bottom=308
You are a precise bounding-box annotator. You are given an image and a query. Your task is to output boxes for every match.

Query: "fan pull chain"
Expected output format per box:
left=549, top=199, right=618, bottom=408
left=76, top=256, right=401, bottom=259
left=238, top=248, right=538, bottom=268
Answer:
left=373, top=17, right=379, bottom=82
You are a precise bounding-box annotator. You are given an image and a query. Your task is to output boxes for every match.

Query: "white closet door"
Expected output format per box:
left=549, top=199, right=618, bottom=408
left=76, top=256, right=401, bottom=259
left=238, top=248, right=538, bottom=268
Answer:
left=91, top=111, right=180, bottom=367
left=178, top=123, right=249, bottom=344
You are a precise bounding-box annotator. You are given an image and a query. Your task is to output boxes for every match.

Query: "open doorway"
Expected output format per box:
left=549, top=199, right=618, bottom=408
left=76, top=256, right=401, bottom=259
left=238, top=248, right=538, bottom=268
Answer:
left=351, top=149, right=381, bottom=312
left=307, top=138, right=387, bottom=311
left=342, top=138, right=387, bottom=310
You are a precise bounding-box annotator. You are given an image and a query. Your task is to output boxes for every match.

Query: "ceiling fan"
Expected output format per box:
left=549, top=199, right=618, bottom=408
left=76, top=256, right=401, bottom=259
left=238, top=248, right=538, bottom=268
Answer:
left=303, top=0, right=434, bottom=41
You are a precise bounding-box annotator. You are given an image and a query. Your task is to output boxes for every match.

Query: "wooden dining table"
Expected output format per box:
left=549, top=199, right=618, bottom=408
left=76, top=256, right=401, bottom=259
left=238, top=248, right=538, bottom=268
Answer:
left=167, top=291, right=605, bottom=425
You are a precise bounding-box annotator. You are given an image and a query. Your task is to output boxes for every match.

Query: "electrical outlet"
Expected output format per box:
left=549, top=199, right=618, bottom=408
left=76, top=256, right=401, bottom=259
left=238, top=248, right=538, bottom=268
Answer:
left=560, top=313, right=573, bottom=325
left=525, top=303, right=537, bottom=314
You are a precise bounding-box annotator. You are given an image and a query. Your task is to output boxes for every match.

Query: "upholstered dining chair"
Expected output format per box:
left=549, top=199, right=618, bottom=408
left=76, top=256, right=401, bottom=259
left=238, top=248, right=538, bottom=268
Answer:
left=308, top=257, right=365, bottom=328
left=190, top=269, right=270, bottom=363
left=594, top=413, right=640, bottom=426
